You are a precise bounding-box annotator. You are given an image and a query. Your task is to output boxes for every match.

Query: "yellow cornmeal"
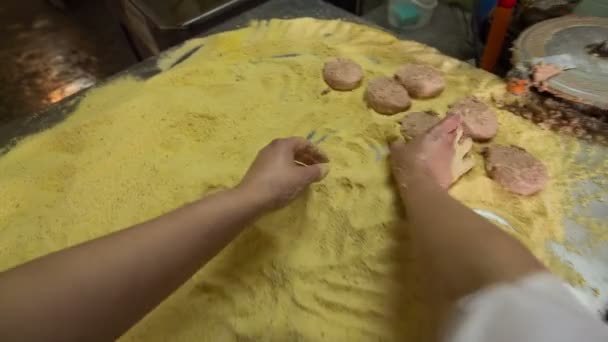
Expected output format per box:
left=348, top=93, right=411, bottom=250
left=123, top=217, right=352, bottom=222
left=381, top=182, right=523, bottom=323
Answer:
left=0, top=18, right=606, bottom=341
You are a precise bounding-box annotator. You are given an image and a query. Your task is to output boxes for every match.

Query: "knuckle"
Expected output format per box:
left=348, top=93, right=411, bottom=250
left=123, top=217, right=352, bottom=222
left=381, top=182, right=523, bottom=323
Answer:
left=268, top=138, right=286, bottom=150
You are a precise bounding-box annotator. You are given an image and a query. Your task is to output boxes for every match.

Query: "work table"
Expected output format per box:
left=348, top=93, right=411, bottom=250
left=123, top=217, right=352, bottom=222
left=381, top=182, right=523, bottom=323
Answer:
left=1, top=0, right=606, bottom=319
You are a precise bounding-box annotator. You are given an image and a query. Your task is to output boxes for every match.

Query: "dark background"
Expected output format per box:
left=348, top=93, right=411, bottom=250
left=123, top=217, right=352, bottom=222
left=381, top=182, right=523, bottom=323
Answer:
left=0, top=1, right=136, bottom=124
left=0, top=0, right=375, bottom=124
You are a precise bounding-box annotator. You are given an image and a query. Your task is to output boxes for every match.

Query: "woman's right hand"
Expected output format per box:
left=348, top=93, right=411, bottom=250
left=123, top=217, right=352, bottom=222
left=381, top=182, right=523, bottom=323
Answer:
left=389, top=114, right=473, bottom=190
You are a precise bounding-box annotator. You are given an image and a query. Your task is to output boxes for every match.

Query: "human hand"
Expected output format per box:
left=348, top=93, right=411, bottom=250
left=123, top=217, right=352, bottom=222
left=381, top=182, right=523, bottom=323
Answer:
left=390, top=114, right=474, bottom=190
left=238, top=137, right=330, bottom=210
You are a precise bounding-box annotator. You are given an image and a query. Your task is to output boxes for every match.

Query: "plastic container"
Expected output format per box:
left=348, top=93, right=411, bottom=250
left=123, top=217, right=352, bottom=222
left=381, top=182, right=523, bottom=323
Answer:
left=575, top=0, right=608, bottom=17
left=388, top=0, right=438, bottom=30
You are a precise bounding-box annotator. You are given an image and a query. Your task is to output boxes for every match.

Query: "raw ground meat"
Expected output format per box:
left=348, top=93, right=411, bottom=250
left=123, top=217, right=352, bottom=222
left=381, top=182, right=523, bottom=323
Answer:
left=322, top=58, right=364, bottom=91
left=394, top=64, right=445, bottom=99
left=400, top=111, right=441, bottom=139
left=531, top=63, right=563, bottom=91
left=482, top=144, right=548, bottom=196
left=365, top=77, right=411, bottom=115
left=448, top=97, right=498, bottom=141
left=400, top=112, right=475, bottom=187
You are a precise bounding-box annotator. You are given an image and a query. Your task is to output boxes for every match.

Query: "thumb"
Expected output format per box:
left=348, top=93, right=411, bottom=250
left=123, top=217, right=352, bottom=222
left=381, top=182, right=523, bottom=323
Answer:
left=430, top=115, right=461, bottom=145
left=431, top=114, right=461, bottom=136
left=297, top=163, right=330, bottom=184
left=389, top=139, right=407, bottom=155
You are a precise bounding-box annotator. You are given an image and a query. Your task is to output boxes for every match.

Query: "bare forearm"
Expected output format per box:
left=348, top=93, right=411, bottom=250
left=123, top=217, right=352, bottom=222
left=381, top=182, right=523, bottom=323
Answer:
left=398, top=174, right=545, bottom=300
left=0, top=187, right=264, bottom=342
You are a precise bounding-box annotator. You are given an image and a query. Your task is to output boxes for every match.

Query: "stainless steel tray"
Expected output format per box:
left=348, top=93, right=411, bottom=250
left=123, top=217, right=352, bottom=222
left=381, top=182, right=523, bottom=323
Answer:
left=130, top=0, right=257, bottom=29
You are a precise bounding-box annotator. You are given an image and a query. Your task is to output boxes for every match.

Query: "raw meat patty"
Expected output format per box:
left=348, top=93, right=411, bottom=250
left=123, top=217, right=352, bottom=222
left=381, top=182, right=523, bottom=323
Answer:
left=447, top=97, right=498, bottom=141
left=482, top=144, right=548, bottom=196
left=365, top=77, right=411, bottom=115
left=400, top=111, right=441, bottom=139
left=400, top=113, right=475, bottom=187
left=394, top=64, right=445, bottom=99
left=322, top=58, right=364, bottom=91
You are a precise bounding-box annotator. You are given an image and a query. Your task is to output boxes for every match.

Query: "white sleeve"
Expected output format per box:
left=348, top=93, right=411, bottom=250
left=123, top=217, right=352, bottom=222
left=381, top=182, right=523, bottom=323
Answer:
left=442, top=272, right=608, bottom=342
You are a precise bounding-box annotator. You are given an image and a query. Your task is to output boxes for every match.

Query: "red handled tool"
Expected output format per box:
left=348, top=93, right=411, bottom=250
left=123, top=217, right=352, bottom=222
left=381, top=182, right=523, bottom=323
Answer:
left=481, top=0, right=517, bottom=72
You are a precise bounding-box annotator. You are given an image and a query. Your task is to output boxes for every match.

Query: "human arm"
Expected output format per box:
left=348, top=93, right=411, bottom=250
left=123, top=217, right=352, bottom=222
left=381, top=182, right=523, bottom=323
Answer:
left=390, top=115, right=545, bottom=301
left=0, top=137, right=328, bottom=342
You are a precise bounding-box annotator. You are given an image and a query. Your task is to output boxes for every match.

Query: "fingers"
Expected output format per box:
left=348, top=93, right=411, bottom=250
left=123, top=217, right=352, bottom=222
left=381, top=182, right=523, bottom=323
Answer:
left=270, top=137, right=330, bottom=165
left=268, top=137, right=331, bottom=185
left=449, top=127, right=475, bottom=186
left=456, top=138, right=473, bottom=160
left=389, top=139, right=407, bottom=155
left=276, top=137, right=311, bottom=154
left=451, top=155, right=475, bottom=183
left=292, top=138, right=330, bottom=184
left=454, top=130, right=473, bottom=160
left=295, top=143, right=330, bottom=165
left=428, top=115, right=461, bottom=147
left=454, top=125, right=464, bottom=144
left=432, top=114, right=462, bottom=135
left=298, top=163, right=330, bottom=184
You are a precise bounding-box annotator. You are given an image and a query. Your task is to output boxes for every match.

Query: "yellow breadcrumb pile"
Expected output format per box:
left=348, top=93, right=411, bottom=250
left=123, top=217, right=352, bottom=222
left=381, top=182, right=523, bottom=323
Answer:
left=0, top=18, right=605, bottom=341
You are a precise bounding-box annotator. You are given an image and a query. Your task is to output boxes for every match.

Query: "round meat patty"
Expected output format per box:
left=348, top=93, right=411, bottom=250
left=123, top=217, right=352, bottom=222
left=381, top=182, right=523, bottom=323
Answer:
left=482, top=144, right=548, bottom=196
left=400, top=113, right=475, bottom=187
left=400, top=111, right=441, bottom=139
left=322, top=58, right=364, bottom=91
left=365, top=77, right=411, bottom=115
left=447, top=97, right=498, bottom=141
left=394, top=64, right=445, bottom=99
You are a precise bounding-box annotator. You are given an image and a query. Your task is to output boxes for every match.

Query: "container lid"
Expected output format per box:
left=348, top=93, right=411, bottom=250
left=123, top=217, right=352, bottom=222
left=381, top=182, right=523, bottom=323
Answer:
left=513, top=16, right=608, bottom=109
